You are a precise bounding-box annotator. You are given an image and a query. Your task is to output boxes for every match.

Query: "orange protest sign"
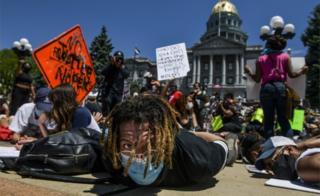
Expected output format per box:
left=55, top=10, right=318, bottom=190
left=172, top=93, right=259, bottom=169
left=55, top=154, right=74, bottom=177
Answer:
left=33, top=25, right=96, bottom=102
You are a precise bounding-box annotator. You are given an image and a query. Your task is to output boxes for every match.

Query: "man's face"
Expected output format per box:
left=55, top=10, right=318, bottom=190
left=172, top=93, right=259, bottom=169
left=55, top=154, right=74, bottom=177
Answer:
left=119, top=120, right=155, bottom=157
left=248, top=145, right=263, bottom=163
left=113, top=56, right=124, bottom=68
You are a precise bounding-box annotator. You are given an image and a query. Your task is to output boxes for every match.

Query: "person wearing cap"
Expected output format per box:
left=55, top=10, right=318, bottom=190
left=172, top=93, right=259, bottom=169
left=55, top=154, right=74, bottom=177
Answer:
left=255, top=136, right=320, bottom=183
left=101, top=51, right=129, bottom=115
left=9, top=87, right=54, bottom=142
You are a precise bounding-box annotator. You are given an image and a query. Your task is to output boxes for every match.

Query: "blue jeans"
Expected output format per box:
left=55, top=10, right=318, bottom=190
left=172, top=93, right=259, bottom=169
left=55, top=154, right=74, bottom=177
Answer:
left=260, top=82, right=293, bottom=139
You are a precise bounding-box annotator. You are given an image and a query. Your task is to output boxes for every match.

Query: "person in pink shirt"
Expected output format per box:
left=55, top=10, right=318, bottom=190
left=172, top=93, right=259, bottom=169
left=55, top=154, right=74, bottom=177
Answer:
left=245, top=35, right=308, bottom=139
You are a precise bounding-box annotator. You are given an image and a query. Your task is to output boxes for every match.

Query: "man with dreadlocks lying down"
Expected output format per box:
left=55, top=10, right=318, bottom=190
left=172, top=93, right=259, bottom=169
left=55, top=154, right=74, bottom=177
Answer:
left=103, top=94, right=228, bottom=186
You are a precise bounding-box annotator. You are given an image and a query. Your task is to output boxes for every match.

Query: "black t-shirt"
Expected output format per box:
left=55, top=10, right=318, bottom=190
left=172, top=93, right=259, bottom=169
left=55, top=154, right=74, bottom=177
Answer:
left=101, top=64, right=129, bottom=96
left=105, top=131, right=226, bottom=187
left=158, top=131, right=226, bottom=186
left=15, top=72, right=33, bottom=85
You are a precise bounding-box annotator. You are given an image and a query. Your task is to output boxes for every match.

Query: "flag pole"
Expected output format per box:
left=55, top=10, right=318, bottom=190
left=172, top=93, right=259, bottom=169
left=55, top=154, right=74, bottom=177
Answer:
left=218, top=11, right=221, bottom=37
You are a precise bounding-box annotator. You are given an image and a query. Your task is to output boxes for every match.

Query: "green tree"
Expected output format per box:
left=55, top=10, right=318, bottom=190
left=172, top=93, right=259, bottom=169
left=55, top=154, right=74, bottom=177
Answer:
left=0, top=49, right=46, bottom=99
left=301, top=4, right=320, bottom=109
left=89, top=26, right=114, bottom=84
left=0, top=49, right=18, bottom=97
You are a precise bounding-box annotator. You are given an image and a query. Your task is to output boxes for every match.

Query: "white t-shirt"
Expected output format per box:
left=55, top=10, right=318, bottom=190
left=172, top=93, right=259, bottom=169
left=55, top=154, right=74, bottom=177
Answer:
left=88, top=114, right=101, bottom=133
left=9, top=103, right=55, bottom=133
left=295, top=148, right=320, bottom=170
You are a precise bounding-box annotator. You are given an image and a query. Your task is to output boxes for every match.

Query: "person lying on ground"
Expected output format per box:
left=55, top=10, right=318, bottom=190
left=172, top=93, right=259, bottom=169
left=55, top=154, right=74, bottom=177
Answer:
left=103, top=94, right=228, bottom=186
left=9, top=87, right=54, bottom=143
left=255, top=136, right=320, bottom=184
left=41, top=84, right=101, bottom=136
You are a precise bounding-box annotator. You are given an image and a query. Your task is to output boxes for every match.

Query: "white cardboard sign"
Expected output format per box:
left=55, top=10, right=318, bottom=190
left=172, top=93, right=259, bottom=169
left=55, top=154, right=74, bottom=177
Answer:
left=246, top=57, right=306, bottom=100
left=156, top=43, right=190, bottom=81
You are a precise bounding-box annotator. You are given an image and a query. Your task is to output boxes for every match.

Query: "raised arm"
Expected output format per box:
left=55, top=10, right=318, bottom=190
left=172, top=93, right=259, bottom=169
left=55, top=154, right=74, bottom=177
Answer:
left=287, top=58, right=308, bottom=78
left=244, top=61, right=261, bottom=83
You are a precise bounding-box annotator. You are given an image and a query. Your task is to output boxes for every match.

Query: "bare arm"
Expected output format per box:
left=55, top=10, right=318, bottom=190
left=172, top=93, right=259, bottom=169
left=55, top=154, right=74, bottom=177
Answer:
left=191, top=110, right=199, bottom=129
left=38, top=113, right=49, bottom=137
left=244, top=61, right=261, bottom=83
left=287, top=58, right=308, bottom=78
left=160, top=79, right=174, bottom=97
left=192, top=131, right=226, bottom=142
left=220, top=102, right=234, bottom=118
left=296, top=153, right=320, bottom=183
left=296, top=136, right=320, bottom=150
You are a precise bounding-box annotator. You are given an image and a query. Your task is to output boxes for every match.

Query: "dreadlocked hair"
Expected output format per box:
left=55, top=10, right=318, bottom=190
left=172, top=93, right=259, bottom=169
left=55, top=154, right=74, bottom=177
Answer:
left=104, top=94, right=180, bottom=176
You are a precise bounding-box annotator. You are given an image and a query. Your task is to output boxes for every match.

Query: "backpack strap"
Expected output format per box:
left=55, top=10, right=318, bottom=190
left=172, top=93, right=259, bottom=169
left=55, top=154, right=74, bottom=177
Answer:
left=18, top=170, right=112, bottom=184
left=17, top=170, right=139, bottom=194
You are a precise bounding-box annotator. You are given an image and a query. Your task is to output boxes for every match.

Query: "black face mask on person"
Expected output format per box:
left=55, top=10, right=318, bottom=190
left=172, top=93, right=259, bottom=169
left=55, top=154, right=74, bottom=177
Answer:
left=22, top=63, right=32, bottom=73
left=272, top=154, right=298, bottom=180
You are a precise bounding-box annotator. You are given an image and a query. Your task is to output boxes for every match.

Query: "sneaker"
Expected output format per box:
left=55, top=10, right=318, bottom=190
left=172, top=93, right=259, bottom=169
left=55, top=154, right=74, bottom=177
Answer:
left=225, top=133, right=239, bottom=166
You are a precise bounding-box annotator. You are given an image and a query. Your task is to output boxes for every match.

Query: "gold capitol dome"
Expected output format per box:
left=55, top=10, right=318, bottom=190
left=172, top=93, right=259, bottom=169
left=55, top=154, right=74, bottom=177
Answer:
left=212, top=0, right=238, bottom=15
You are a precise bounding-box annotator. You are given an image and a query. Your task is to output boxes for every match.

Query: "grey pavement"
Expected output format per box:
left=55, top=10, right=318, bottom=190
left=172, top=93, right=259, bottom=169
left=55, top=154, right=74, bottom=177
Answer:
left=0, top=161, right=318, bottom=196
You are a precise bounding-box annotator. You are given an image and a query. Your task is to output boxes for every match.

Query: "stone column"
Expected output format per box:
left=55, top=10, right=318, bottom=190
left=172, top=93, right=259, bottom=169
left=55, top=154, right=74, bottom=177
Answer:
left=192, top=56, right=197, bottom=84
left=197, top=56, right=201, bottom=83
left=241, top=55, right=244, bottom=84
left=222, top=55, right=226, bottom=85
left=209, top=55, right=213, bottom=85
left=235, top=54, right=239, bottom=85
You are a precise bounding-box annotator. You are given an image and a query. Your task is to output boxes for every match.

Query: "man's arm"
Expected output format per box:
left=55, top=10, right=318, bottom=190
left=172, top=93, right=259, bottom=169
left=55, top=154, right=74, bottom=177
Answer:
left=219, top=102, right=234, bottom=118
left=191, top=131, right=225, bottom=142
left=244, top=61, right=261, bottom=83
left=296, top=136, right=320, bottom=150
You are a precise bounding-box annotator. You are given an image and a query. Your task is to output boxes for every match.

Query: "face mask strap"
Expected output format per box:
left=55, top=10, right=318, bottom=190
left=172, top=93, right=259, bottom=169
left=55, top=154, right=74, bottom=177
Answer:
left=144, top=128, right=152, bottom=178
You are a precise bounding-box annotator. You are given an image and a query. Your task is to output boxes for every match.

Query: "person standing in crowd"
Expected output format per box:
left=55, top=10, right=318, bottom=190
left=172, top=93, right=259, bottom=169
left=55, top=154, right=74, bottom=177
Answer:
left=140, top=72, right=161, bottom=95
left=9, top=87, right=53, bottom=142
left=245, top=35, right=308, bottom=139
left=103, top=95, right=228, bottom=186
left=101, top=51, right=129, bottom=115
left=44, top=84, right=100, bottom=136
left=9, top=60, right=35, bottom=115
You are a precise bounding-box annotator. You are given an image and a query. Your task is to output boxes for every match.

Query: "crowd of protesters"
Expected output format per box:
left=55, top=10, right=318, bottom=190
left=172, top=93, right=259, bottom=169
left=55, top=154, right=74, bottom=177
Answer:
left=0, top=40, right=319, bottom=187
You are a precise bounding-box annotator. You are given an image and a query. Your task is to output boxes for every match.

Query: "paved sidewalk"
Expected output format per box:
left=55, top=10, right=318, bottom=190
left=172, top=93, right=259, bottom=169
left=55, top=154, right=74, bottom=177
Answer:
left=0, top=162, right=318, bottom=196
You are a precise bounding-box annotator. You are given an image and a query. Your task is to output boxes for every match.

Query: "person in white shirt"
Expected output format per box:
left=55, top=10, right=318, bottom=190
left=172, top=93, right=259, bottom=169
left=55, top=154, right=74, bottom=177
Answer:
left=9, top=87, right=53, bottom=142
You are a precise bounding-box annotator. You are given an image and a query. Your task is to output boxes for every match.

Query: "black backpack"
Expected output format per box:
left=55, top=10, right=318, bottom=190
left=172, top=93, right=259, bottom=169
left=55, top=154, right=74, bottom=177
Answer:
left=2, top=128, right=110, bottom=183
left=17, top=128, right=104, bottom=174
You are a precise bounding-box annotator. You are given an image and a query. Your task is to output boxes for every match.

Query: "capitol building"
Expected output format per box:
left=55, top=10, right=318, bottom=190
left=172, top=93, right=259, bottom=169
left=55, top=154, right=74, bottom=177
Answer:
left=180, top=0, right=262, bottom=97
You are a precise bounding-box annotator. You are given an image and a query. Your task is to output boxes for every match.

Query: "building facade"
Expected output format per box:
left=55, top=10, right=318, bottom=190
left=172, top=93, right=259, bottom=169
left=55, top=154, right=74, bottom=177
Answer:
left=125, top=56, right=157, bottom=91
left=181, top=0, right=262, bottom=97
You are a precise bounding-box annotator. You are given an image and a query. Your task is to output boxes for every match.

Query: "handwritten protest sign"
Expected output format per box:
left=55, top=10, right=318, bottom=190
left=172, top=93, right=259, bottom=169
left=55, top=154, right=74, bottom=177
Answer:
left=246, top=57, right=306, bottom=100
left=33, top=25, right=95, bottom=102
left=156, top=43, right=190, bottom=81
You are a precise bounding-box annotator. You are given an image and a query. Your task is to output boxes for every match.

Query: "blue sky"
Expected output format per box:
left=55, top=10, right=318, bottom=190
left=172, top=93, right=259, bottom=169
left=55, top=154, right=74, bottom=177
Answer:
left=0, top=0, right=319, bottom=60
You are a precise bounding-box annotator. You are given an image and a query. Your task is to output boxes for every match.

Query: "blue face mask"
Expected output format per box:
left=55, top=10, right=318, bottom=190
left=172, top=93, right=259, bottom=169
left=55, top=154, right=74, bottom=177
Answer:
left=120, top=153, right=164, bottom=186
